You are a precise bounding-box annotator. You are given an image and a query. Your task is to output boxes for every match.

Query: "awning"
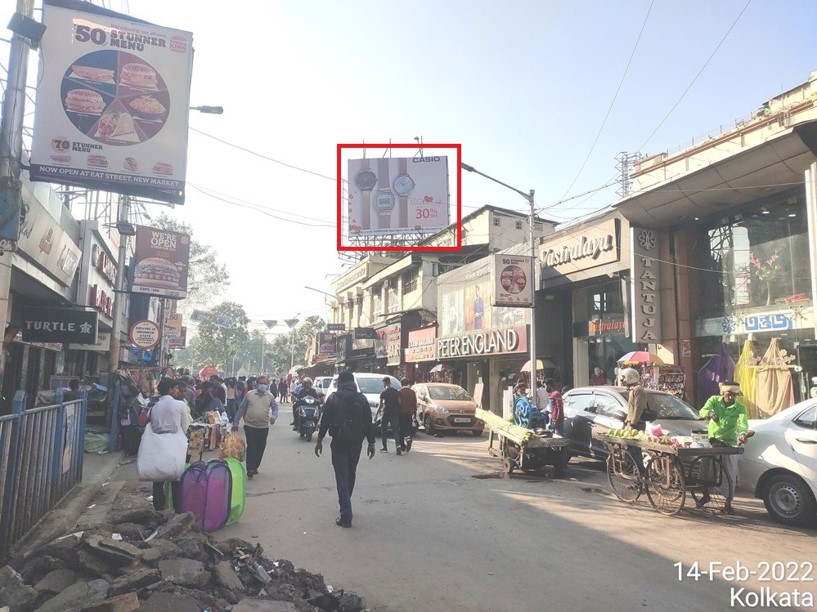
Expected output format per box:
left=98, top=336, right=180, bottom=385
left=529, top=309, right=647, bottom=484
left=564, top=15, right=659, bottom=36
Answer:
left=614, top=120, right=817, bottom=226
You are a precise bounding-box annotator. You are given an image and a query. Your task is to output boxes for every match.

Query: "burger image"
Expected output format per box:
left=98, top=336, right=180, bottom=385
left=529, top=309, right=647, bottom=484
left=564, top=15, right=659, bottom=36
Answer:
left=65, top=88, right=105, bottom=114
left=123, top=157, right=138, bottom=172
left=500, top=265, right=526, bottom=294
left=50, top=154, right=71, bottom=165
left=87, top=154, right=108, bottom=169
left=120, top=63, right=158, bottom=89
left=71, top=65, right=114, bottom=82
left=134, top=257, right=180, bottom=289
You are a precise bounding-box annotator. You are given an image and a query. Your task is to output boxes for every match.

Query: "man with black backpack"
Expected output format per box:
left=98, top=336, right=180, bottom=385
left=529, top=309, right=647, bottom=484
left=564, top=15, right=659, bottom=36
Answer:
left=314, top=370, right=376, bottom=528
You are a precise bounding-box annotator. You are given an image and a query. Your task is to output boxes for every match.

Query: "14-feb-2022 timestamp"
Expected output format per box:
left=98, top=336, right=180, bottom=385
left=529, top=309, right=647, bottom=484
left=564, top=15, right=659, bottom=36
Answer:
left=674, top=561, right=815, bottom=608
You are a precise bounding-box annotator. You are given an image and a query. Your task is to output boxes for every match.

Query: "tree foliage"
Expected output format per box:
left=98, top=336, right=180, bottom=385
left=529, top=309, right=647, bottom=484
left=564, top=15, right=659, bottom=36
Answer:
left=152, top=213, right=229, bottom=309
left=191, top=302, right=250, bottom=370
left=262, top=315, right=326, bottom=376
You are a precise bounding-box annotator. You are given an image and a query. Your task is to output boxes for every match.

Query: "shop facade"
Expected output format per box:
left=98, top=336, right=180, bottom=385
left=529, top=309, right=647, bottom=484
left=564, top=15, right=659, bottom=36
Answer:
left=613, top=78, right=817, bottom=413
left=536, top=213, right=648, bottom=388
left=437, top=256, right=530, bottom=415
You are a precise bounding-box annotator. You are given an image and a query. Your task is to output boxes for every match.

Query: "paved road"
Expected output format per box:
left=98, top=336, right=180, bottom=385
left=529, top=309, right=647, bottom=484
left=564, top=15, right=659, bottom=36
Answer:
left=115, top=421, right=816, bottom=611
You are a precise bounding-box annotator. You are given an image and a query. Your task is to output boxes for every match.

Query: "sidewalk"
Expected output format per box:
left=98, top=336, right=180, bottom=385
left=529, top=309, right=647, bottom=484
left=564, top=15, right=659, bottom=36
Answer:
left=12, top=450, right=128, bottom=560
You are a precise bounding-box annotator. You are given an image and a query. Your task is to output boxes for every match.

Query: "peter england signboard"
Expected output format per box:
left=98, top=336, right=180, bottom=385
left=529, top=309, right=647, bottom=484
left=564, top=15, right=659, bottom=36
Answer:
left=437, top=325, right=527, bottom=359
left=630, top=227, right=661, bottom=342
left=22, top=308, right=99, bottom=344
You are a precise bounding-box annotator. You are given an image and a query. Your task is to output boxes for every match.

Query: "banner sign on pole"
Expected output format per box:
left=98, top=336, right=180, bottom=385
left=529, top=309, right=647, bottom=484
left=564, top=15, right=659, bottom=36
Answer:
left=29, top=0, right=194, bottom=204
left=131, top=225, right=190, bottom=298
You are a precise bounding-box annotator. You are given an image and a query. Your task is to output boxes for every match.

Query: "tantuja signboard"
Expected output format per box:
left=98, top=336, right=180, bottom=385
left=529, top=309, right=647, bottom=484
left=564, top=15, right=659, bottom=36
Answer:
left=22, top=308, right=99, bottom=344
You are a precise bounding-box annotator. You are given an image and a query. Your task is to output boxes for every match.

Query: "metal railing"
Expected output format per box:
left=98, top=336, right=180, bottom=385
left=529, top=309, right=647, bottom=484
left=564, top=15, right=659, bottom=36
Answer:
left=0, top=389, right=87, bottom=559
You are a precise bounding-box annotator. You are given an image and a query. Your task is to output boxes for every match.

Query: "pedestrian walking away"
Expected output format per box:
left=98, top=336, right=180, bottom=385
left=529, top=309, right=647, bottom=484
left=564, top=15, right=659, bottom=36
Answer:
left=697, top=381, right=749, bottom=515
left=315, top=370, right=376, bottom=528
left=398, top=378, right=417, bottom=452
left=379, top=376, right=401, bottom=454
left=233, top=375, right=279, bottom=478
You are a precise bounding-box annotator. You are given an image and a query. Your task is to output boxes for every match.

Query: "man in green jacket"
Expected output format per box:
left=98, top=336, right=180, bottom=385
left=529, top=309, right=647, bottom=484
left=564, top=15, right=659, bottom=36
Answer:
left=698, top=381, right=749, bottom=514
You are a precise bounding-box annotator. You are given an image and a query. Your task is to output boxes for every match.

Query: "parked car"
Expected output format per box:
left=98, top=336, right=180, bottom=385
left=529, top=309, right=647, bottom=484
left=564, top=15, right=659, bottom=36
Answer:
left=414, top=383, right=484, bottom=436
left=739, top=400, right=817, bottom=527
left=324, top=373, right=402, bottom=420
left=314, top=376, right=333, bottom=395
left=562, top=386, right=705, bottom=461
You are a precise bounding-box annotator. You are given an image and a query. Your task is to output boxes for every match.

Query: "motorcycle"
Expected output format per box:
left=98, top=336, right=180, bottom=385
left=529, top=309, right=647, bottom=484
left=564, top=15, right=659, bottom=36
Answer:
left=294, top=395, right=320, bottom=442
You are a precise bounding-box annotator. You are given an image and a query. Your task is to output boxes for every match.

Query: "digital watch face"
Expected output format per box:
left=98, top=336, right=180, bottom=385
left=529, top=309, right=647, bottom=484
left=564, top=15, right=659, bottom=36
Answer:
left=393, top=174, right=415, bottom=196
left=374, top=192, right=395, bottom=211
left=355, top=169, right=377, bottom=190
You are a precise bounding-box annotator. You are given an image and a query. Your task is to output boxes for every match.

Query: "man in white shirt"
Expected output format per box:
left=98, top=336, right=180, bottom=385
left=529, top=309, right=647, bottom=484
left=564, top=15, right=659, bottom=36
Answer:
left=535, top=381, right=549, bottom=413
left=150, top=377, right=190, bottom=510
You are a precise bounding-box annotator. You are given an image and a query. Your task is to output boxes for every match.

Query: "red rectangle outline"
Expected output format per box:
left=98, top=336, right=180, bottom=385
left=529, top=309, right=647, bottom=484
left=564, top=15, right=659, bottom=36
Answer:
left=336, top=143, right=462, bottom=252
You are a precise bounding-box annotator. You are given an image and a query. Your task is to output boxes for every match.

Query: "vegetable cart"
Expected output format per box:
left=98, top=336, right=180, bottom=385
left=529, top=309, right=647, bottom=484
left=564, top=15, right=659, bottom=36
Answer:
left=477, top=408, right=570, bottom=476
left=592, top=431, right=744, bottom=515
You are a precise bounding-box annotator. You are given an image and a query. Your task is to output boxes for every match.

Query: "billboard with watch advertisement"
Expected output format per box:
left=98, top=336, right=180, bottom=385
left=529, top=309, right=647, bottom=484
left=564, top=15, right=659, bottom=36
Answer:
left=29, top=0, right=194, bottom=204
left=132, top=225, right=190, bottom=298
left=347, top=156, right=449, bottom=235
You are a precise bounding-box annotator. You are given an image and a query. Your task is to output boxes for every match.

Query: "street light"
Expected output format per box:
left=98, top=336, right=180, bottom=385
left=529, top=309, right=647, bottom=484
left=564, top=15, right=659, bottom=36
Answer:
left=189, top=105, right=224, bottom=115
left=461, top=162, right=539, bottom=409
left=285, top=315, right=300, bottom=370
left=304, top=285, right=335, bottom=299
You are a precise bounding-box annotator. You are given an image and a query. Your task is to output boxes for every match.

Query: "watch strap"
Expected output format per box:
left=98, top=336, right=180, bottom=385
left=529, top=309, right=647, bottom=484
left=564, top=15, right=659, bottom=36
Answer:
left=399, top=157, right=407, bottom=174
left=400, top=196, right=408, bottom=228
left=377, top=158, right=390, bottom=187
left=361, top=190, right=370, bottom=231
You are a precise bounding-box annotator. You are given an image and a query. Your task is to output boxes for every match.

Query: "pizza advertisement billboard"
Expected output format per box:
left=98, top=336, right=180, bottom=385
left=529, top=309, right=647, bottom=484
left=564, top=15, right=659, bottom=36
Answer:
left=493, top=254, right=533, bottom=307
left=132, top=225, right=190, bottom=298
left=347, top=156, right=449, bottom=236
left=29, top=0, right=194, bottom=204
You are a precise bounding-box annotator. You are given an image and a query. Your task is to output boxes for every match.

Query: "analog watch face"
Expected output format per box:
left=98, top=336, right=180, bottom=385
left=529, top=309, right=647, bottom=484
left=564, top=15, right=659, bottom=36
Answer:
left=355, top=170, right=377, bottom=190
left=393, top=174, right=415, bottom=196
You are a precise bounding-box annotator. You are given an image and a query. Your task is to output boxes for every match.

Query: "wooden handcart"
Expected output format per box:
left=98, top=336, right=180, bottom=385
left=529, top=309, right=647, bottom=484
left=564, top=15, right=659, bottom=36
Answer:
left=477, top=408, right=570, bottom=476
left=593, top=431, right=744, bottom=515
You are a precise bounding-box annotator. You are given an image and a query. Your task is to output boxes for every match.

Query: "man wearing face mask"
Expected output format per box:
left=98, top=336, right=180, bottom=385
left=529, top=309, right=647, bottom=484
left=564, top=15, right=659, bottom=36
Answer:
left=232, top=375, right=279, bottom=478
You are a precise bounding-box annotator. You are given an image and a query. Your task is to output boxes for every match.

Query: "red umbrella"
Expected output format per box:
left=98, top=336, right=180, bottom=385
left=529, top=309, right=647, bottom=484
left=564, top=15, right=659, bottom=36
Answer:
left=198, top=365, right=218, bottom=380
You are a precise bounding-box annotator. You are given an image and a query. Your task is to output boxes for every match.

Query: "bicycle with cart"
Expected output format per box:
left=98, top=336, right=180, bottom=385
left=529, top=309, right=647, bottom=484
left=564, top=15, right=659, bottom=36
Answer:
left=593, top=430, right=744, bottom=515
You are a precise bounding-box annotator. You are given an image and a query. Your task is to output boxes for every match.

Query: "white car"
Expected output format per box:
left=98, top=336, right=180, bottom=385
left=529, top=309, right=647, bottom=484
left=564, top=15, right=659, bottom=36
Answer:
left=314, top=376, right=333, bottom=395
left=739, top=400, right=817, bottom=526
left=324, top=373, right=402, bottom=420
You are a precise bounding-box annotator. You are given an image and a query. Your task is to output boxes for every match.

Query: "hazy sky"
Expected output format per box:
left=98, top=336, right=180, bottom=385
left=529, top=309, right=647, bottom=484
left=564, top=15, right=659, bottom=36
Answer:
left=6, top=0, right=817, bottom=330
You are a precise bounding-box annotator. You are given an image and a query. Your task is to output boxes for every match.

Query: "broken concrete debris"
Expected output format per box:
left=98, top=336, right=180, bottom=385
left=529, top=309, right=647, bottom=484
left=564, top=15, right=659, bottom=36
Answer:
left=1, top=481, right=367, bottom=612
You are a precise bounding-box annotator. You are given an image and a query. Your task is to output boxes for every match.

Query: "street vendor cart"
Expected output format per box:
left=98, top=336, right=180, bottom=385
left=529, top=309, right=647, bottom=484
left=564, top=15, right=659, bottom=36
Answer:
left=592, top=430, right=744, bottom=515
left=477, top=408, right=570, bottom=476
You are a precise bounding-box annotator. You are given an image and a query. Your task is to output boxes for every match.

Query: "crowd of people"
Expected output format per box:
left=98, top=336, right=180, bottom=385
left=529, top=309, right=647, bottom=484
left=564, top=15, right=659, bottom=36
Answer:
left=135, top=368, right=418, bottom=529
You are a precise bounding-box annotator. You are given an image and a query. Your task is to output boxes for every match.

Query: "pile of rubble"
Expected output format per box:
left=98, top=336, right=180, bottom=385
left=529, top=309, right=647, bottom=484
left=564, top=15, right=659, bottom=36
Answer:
left=0, top=482, right=367, bottom=612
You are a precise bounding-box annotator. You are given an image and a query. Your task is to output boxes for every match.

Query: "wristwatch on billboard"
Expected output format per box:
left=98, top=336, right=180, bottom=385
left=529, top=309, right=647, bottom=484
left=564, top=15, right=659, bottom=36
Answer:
left=354, top=158, right=377, bottom=231
left=374, top=157, right=395, bottom=230
left=393, top=157, right=415, bottom=228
